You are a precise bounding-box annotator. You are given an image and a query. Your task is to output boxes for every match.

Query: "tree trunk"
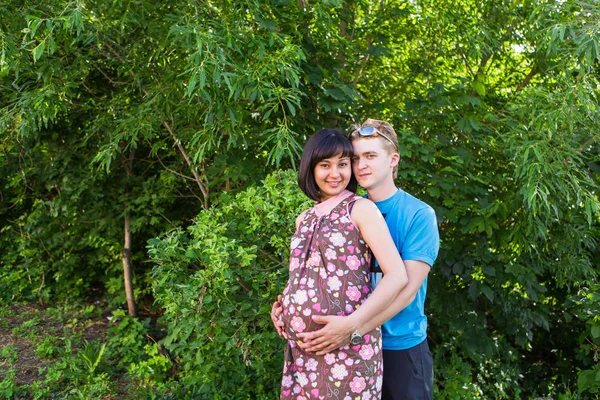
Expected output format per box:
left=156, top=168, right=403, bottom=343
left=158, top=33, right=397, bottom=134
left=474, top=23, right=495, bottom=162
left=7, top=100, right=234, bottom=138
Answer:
left=122, top=150, right=137, bottom=317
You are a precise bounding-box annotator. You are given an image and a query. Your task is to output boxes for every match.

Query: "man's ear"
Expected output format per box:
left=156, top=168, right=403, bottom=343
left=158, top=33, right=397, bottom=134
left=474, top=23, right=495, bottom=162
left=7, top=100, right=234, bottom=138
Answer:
left=390, top=152, right=400, bottom=168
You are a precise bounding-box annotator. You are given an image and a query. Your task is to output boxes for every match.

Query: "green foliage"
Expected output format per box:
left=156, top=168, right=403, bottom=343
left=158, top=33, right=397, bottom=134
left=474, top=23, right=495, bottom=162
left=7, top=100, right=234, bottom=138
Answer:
left=570, top=284, right=600, bottom=395
left=0, top=368, right=24, bottom=399
left=35, top=336, right=59, bottom=358
left=149, top=170, right=311, bottom=398
left=0, top=0, right=599, bottom=398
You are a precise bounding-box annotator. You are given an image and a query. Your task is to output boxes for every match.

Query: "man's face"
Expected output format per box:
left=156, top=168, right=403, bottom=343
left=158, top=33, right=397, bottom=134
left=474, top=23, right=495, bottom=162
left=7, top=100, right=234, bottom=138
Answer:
left=351, top=138, right=397, bottom=191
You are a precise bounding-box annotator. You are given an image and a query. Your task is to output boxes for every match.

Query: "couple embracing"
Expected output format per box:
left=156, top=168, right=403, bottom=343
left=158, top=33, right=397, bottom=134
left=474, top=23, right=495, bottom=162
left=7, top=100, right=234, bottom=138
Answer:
left=270, top=119, right=440, bottom=399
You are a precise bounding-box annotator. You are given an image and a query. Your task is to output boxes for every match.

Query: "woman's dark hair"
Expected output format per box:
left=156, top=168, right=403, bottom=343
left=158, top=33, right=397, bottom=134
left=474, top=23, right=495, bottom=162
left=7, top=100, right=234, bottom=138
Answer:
left=298, top=128, right=358, bottom=201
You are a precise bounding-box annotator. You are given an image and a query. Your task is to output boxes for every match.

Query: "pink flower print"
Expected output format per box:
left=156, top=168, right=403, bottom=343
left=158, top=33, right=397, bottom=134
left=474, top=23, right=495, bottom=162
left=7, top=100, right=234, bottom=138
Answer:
left=282, top=375, right=293, bottom=388
left=307, top=278, right=315, bottom=288
left=309, top=372, right=317, bottom=382
left=306, top=358, right=318, bottom=371
left=287, top=305, right=295, bottom=315
left=361, top=391, right=372, bottom=400
left=330, top=212, right=340, bottom=220
left=363, top=334, right=371, bottom=343
left=289, top=257, right=300, bottom=271
left=308, top=252, right=320, bottom=267
left=345, top=358, right=353, bottom=366
left=319, top=267, right=327, bottom=279
left=362, top=285, right=370, bottom=293
left=294, top=290, right=308, bottom=305
left=330, top=232, right=346, bottom=247
left=345, top=304, right=354, bottom=314
left=359, top=344, right=375, bottom=360
left=350, top=376, right=366, bottom=393
left=330, top=363, right=349, bottom=380
left=327, top=276, right=342, bottom=291
left=291, top=316, right=306, bottom=333
left=346, top=255, right=361, bottom=270
left=338, top=351, right=347, bottom=360
left=295, top=357, right=304, bottom=367
left=290, top=237, right=301, bottom=249
left=297, top=372, right=308, bottom=386
left=324, top=353, right=336, bottom=365
left=346, top=286, right=361, bottom=302
left=325, top=248, right=337, bottom=260
left=293, top=384, right=301, bottom=394
left=327, top=262, right=336, bottom=272
left=308, top=289, right=316, bottom=298
left=302, top=308, right=311, bottom=316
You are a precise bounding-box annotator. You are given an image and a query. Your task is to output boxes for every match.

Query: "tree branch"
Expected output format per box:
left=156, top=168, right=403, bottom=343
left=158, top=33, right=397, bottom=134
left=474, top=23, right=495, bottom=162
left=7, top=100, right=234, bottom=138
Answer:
left=163, top=118, right=209, bottom=208
left=353, top=38, right=373, bottom=85
left=515, top=66, right=538, bottom=93
left=458, top=46, right=476, bottom=79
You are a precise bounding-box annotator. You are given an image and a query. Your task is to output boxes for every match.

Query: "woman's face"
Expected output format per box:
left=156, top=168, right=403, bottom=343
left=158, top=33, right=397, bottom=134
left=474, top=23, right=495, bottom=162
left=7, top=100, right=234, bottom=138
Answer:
left=313, top=152, right=352, bottom=201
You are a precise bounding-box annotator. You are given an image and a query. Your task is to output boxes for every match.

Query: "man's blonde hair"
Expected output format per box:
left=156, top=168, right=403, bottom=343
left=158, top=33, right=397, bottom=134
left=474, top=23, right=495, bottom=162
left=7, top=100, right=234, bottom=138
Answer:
left=350, top=118, right=399, bottom=178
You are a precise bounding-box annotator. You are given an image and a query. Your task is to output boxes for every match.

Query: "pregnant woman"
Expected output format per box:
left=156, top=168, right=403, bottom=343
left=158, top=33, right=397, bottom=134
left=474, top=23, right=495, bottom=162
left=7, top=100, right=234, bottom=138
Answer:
left=278, top=128, right=408, bottom=399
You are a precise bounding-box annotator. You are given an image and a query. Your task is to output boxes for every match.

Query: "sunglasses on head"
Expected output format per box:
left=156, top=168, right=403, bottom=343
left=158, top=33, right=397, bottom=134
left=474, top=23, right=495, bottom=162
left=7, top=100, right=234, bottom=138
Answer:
left=351, top=126, right=398, bottom=151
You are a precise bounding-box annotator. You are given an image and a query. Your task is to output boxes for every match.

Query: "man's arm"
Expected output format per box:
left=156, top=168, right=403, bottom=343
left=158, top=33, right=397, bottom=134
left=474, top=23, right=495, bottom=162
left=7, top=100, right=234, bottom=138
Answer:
left=299, top=260, right=430, bottom=354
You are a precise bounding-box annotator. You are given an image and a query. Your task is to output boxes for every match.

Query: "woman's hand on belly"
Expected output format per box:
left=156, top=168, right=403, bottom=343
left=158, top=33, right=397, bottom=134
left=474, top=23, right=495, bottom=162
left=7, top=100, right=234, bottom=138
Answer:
left=270, top=294, right=288, bottom=339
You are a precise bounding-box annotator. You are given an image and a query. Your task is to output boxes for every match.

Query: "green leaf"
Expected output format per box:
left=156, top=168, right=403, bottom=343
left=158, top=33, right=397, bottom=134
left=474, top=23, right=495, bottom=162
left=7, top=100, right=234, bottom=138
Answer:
left=427, top=186, right=440, bottom=198
left=468, top=280, right=479, bottom=300
left=32, top=40, right=45, bottom=62
left=591, top=323, right=600, bottom=339
left=481, top=284, right=494, bottom=303
left=472, top=80, right=486, bottom=97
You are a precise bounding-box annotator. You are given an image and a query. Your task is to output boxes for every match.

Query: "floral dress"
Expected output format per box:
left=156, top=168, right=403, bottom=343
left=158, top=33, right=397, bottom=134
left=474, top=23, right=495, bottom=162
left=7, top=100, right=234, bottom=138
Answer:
left=280, top=190, right=383, bottom=400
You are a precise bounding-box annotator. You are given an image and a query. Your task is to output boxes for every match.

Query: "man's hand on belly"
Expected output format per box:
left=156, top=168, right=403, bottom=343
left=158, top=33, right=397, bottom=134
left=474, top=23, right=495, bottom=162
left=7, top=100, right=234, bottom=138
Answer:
left=297, top=315, right=356, bottom=355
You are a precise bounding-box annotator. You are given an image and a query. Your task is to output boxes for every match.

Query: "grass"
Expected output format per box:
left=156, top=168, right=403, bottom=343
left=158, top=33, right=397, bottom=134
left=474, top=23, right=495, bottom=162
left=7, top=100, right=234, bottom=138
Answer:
left=0, top=302, right=172, bottom=399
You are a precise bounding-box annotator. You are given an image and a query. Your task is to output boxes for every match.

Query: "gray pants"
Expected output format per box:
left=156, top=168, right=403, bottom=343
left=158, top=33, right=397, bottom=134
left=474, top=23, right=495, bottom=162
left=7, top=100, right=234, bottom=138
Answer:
left=382, top=339, right=433, bottom=400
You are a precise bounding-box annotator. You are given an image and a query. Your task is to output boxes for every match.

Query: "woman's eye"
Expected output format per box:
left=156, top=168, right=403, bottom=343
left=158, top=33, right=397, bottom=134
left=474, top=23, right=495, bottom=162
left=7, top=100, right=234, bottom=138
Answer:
left=340, top=162, right=348, bottom=167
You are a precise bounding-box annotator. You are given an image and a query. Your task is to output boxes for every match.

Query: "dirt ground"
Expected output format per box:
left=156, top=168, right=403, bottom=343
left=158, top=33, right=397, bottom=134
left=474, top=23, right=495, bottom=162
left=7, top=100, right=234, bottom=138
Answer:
left=0, top=302, right=114, bottom=397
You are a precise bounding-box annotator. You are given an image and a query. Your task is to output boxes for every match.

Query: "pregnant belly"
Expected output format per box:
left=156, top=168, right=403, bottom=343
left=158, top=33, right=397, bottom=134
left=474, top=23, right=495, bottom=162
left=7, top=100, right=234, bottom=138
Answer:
left=280, top=291, right=328, bottom=342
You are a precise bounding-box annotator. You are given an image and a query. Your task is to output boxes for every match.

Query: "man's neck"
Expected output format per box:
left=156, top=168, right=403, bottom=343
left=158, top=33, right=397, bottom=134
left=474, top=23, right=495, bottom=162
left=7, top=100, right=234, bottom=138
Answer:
left=366, top=180, right=398, bottom=203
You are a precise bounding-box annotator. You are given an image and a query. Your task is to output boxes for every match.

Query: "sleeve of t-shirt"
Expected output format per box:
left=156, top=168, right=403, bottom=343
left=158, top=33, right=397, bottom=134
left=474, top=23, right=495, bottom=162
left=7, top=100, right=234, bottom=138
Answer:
left=400, top=207, right=440, bottom=268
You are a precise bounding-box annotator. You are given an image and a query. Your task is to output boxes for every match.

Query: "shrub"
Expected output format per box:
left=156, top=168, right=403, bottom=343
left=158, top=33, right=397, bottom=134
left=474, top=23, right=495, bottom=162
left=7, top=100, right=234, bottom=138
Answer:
left=149, top=170, right=311, bottom=398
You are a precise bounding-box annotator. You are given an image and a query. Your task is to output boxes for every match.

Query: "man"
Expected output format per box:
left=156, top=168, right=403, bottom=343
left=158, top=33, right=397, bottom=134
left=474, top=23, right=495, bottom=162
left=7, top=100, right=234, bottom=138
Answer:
left=271, top=118, right=440, bottom=400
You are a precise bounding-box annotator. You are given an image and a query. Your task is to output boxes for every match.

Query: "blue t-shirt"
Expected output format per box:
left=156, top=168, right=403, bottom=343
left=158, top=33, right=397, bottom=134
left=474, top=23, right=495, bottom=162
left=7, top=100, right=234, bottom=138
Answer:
left=369, top=189, right=440, bottom=350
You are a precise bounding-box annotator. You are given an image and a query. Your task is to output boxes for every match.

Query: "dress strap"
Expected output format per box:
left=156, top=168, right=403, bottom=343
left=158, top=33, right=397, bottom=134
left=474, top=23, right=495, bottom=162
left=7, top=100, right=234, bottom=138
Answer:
left=345, top=195, right=361, bottom=219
